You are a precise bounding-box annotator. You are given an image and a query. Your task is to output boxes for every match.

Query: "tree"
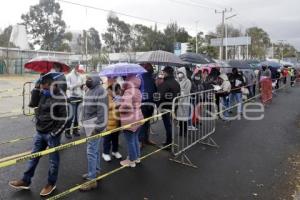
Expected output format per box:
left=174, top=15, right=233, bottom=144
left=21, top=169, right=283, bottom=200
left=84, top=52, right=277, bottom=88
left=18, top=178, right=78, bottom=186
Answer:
left=216, top=23, right=242, bottom=38
left=130, top=24, right=166, bottom=51
left=21, top=0, right=71, bottom=51
left=246, top=27, right=270, bottom=59
left=273, top=43, right=297, bottom=59
left=77, top=28, right=102, bottom=54
left=102, top=14, right=132, bottom=53
left=0, top=25, right=16, bottom=47
left=163, top=22, right=190, bottom=52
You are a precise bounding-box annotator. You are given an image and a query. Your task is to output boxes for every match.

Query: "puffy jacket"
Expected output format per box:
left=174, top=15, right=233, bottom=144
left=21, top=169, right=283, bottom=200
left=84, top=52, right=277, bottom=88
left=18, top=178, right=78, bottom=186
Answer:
left=119, top=75, right=144, bottom=132
left=30, top=88, right=68, bottom=136
left=66, top=69, right=84, bottom=98
left=219, top=73, right=231, bottom=93
left=176, top=67, right=192, bottom=120
left=155, top=75, right=180, bottom=110
left=107, top=92, right=119, bottom=131
left=82, top=73, right=108, bottom=133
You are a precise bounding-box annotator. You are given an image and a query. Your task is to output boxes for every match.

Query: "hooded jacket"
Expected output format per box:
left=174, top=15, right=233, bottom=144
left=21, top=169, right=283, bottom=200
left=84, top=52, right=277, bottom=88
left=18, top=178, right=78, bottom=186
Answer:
left=119, top=75, right=144, bottom=132
left=29, top=87, right=68, bottom=137
left=228, top=72, right=245, bottom=93
left=66, top=69, right=84, bottom=98
left=219, top=73, right=231, bottom=93
left=176, top=67, right=192, bottom=120
left=156, top=72, right=180, bottom=110
left=82, top=73, right=108, bottom=133
left=140, top=71, right=157, bottom=102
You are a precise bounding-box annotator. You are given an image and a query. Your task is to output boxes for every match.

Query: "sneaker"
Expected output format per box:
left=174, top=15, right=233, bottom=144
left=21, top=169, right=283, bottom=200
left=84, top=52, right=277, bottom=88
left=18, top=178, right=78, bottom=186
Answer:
left=112, top=152, right=122, bottom=159
left=188, top=126, right=198, bottom=131
left=120, top=159, right=136, bottom=168
left=8, top=180, right=30, bottom=190
left=135, top=158, right=141, bottom=164
left=79, top=181, right=98, bottom=192
left=40, top=184, right=56, bottom=197
left=82, top=173, right=100, bottom=180
left=102, top=153, right=111, bottom=162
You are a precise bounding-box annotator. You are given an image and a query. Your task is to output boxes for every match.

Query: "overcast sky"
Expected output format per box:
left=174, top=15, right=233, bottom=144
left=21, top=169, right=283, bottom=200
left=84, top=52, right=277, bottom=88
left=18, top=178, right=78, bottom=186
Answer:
left=1, top=0, right=299, bottom=50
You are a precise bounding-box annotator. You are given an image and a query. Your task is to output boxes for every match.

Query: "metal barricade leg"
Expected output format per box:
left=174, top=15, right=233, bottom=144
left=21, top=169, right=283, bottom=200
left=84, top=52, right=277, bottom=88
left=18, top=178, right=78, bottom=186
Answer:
left=170, top=90, right=218, bottom=168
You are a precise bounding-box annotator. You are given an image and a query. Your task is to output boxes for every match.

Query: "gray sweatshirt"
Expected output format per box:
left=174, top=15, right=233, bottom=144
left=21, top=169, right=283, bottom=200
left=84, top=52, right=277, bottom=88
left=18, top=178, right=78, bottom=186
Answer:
left=82, top=73, right=108, bottom=133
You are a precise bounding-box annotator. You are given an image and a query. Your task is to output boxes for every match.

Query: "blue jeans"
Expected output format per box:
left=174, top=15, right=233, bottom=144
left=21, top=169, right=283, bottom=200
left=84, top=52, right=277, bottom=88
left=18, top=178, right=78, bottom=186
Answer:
left=65, top=97, right=82, bottom=131
left=221, top=96, right=230, bottom=118
left=87, top=138, right=101, bottom=180
left=229, top=92, right=243, bottom=114
left=123, top=129, right=140, bottom=161
left=162, top=113, right=172, bottom=144
left=22, top=132, right=61, bottom=186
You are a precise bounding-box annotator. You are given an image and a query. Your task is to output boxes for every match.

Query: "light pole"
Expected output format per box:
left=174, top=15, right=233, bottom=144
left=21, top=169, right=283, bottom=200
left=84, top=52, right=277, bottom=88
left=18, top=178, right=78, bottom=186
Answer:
left=195, top=20, right=199, bottom=54
left=225, top=14, right=237, bottom=60
left=278, top=40, right=287, bottom=62
left=215, top=8, right=232, bottom=61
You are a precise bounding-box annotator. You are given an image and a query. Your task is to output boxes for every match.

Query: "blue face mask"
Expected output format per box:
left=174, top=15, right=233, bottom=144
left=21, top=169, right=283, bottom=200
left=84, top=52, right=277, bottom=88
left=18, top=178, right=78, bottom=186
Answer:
left=42, top=89, right=52, bottom=97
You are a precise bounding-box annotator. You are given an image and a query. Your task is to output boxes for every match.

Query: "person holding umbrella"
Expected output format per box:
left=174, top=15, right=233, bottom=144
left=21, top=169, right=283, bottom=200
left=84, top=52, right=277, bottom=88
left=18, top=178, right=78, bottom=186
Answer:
left=119, top=74, right=144, bottom=167
left=9, top=72, right=68, bottom=197
left=99, top=63, right=146, bottom=167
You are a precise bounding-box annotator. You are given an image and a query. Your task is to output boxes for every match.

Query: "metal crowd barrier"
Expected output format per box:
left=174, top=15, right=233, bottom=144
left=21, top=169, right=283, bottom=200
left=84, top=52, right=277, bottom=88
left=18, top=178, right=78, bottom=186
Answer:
left=170, top=89, right=218, bottom=168
left=22, top=81, right=34, bottom=116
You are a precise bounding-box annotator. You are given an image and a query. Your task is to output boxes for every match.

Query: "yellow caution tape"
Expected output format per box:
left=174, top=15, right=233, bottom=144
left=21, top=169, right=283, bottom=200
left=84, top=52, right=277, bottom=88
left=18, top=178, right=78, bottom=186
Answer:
left=0, top=112, right=169, bottom=169
left=47, top=143, right=172, bottom=200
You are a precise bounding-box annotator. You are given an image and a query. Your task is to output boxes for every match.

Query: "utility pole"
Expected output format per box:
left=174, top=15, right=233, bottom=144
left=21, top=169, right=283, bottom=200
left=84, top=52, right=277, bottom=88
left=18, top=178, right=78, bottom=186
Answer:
left=224, top=14, right=237, bottom=60
left=215, top=8, right=232, bottom=61
left=278, top=40, right=287, bottom=62
left=195, top=21, right=199, bottom=54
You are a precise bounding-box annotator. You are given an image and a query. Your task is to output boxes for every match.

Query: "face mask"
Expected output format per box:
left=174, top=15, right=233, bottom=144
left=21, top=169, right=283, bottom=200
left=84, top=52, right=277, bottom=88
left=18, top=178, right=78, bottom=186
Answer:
left=42, top=89, right=51, bottom=97
left=158, top=74, right=164, bottom=79
left=194, top=76, right=201, bottom=81
left=178, top=73, right=184, bottom=79
left=86, top=80, right=93, bottom=89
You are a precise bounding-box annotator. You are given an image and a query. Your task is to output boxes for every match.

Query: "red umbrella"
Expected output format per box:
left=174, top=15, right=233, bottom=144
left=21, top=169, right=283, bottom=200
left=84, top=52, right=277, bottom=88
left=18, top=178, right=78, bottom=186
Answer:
left=25, top=56, right=70, bottom=73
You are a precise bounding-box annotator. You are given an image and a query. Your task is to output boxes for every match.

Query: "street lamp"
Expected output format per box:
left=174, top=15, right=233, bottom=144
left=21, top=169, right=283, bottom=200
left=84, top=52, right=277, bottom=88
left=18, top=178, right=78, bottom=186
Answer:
left=278, top=39, right=287, bottom=62
left=225, top=14, right=237, bottom=60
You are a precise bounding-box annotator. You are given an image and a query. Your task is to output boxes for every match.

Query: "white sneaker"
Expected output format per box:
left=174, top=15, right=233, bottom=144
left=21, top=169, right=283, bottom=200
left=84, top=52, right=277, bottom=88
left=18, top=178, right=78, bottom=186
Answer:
left=112, top=152, right=122, bottom=159
left=188, top=126, right=198, bottom=131
left=102, top=153, right=111, bottom=162
left=135, top=158, right=141, bottom=164
left=120, top=159, right=136, bottom=168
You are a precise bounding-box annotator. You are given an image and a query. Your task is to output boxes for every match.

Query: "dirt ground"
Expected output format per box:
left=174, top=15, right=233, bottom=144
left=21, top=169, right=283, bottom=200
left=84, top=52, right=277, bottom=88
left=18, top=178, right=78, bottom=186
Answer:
left=0, top=74, right=39, bottom=118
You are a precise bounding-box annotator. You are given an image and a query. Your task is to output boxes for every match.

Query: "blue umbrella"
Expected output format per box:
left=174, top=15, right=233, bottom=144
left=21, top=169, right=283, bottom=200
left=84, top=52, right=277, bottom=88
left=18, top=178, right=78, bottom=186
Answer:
left=99, top=63, right=147, bottom=77
left=259, top=61, right=282, bottom=68
left=36, top=72, right=64, bottom=84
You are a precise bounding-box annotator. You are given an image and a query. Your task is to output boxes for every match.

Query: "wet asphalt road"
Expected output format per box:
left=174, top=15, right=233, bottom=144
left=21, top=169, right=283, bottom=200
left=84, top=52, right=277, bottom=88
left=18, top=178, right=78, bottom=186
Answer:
left=1, top=85, right=300, bottom=200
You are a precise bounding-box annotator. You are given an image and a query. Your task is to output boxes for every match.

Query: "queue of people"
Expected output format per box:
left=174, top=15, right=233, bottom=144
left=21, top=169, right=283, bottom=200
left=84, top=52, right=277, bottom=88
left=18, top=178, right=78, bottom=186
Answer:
left=8, top=62, right=294, bottom=196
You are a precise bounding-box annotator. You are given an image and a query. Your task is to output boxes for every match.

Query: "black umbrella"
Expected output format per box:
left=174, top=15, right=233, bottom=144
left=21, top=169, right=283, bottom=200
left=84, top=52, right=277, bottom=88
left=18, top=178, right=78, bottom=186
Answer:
left=179, top=52, right=215, bottom=64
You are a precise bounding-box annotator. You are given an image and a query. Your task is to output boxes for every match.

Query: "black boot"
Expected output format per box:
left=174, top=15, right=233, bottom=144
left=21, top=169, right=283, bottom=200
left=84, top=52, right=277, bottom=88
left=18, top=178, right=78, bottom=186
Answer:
left=65, top=130, right=72, bottom=139
left=73, top=128, right=80, bottom=137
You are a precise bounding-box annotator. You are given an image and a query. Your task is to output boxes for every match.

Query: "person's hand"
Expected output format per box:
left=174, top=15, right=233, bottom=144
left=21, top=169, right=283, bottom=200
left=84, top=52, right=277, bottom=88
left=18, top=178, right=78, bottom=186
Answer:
left=91, top=130, right=99, bottom=136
